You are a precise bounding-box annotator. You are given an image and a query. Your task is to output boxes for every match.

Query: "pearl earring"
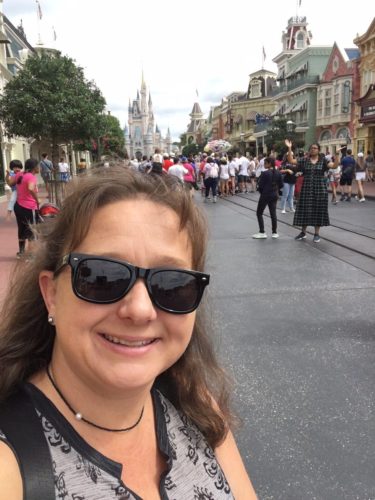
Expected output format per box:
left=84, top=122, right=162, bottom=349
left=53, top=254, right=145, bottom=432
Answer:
left=48, top=316, right=55, bottom=326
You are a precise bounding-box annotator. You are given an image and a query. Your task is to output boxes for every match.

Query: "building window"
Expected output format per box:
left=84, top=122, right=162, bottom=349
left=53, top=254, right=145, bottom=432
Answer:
left=318, top=98, right=323, bottom=118
left=336, top=128, right=348, bottom=140
left=296, top=32, right=304, bottom=49
left=320, top=130, right=331, bottom=142
left=334, top=92, right=339, bottom=115
left=250, top=80, right=261, bottom=98
left=324, top=89, right=331, bottom=117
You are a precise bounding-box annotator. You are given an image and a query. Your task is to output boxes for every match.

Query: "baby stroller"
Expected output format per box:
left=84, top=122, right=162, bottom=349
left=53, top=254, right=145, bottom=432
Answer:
left=39, top=202, right=60, bottom=222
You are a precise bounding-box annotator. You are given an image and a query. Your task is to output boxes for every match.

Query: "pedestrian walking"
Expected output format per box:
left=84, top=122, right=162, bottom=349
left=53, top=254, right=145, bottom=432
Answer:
left=285, top=140, right=341, bottom=242
left=252, top=157, right=283, bottom=239
left=77, top=157, right=87, bottom=175
left=203, top=157, right=219, bottom=202
left=151, top=148, right=163, bottom=174
left=40, top=153, right=54, bottom=198
left=6, top=158, right=41, bottom=259
left=339, top=149, right=356, bottom=202
left=5, top=160, right=23, bottom=221
left=219, top=158, right=230, bottom=197
left=354, top=152, right=366, bottom=202
left=168, top=156, right=188, bottom=182
left=327, top=156, right=341, bottom=204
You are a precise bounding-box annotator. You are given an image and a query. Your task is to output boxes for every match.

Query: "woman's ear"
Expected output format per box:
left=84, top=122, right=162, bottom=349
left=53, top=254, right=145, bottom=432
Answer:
left=39, top=271, right=57, bottom=317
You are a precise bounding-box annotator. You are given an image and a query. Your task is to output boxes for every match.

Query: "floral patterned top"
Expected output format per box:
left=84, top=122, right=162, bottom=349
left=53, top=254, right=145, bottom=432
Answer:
left=0, top=383, right=234, bottom=499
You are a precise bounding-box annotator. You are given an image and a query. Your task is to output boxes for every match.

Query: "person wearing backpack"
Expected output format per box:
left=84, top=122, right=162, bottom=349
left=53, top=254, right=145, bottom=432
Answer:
left=40, top=153, right=54, bottom=198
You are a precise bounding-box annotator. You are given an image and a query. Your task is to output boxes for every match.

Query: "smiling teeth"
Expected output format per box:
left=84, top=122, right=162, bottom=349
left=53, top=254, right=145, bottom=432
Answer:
left=103, top=334, right=153, bottom=347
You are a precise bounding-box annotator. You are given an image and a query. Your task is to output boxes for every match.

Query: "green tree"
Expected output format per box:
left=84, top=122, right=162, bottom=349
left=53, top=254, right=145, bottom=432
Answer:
left=0, top=51, right=106, bottom=163
left=98, top=114, right=125, bottom=158
left=179, top=133, right=187, bottom=147
left=182, top=143, right=200, bottom=157
left=265, top=117, right=304, bottom=156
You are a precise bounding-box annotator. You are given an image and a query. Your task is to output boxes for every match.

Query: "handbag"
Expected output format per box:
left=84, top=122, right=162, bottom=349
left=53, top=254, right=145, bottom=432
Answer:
left=295, top=175, right=304, bottom=196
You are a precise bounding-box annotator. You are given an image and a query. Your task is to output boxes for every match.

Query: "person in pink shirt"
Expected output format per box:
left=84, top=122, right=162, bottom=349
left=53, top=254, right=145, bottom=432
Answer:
left=7, top=158, right=41, bottom=259
left=181, top=157, right=195, bottom=191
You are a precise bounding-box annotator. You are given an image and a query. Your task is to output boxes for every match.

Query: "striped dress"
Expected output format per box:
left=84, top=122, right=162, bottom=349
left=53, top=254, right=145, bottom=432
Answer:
left=293, top=155, right=330, bottom=227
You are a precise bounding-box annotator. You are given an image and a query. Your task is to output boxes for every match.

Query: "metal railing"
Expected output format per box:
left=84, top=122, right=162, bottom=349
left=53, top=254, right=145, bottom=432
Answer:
left=271, top=76, right=320, bottom=97
left=45, top=172, right=70, bottom=207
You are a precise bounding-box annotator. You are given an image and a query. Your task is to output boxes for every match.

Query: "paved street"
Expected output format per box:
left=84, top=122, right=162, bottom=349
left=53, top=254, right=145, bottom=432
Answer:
left=0, top=186, right=374, bottom=499
left=201, top=192, right=375, bottom=500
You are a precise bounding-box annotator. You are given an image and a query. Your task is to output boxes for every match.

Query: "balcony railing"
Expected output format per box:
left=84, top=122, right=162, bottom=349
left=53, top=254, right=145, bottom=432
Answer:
left=271, top=76, right=320, bottom=97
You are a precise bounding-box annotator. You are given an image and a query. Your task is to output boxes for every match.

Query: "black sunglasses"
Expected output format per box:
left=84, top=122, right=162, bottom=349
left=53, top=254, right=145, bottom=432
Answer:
left=55, top=253, right=210, bottom=314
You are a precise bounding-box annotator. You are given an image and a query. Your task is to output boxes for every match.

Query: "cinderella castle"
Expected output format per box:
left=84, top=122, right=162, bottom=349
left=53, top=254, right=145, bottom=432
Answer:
left=124, top=74, right=172, bottom=159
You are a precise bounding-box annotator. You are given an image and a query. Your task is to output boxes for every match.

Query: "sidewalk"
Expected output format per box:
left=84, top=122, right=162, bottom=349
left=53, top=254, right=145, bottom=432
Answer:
left=0, top=188, right=50, bottom=302
left=327, top=178, right=375, bottom=200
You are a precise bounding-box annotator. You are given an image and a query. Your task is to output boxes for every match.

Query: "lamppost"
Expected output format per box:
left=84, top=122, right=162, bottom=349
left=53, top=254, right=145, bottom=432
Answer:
left=240, top=132, right=245, bottom=155
left=286, top=120, right=295, bottom=134
left=286, top=120, right=296, bottom=144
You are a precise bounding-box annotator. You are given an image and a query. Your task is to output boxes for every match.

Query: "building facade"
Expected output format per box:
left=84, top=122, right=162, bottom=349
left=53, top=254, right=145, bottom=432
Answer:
left=271, top=16, right=333, bottom=148
left=316, top=44, right=359, bottom=154
left=124, top=75, right=172, bottom=159
left=186, top=102, right=206, bottom=146
left=0, top=3, right=35, bottom=195
left=354, top=18, right=375, bottom=155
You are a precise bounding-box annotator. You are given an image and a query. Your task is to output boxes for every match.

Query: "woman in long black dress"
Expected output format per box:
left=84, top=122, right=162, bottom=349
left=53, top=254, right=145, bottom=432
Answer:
left=285, top=139, right=340, bottom=242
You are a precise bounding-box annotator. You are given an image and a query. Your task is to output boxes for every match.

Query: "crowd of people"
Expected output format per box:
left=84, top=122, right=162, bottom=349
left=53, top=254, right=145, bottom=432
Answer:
left=4, top=146, right=373, bottom=259
left=128, top=147, right=374, bottom=207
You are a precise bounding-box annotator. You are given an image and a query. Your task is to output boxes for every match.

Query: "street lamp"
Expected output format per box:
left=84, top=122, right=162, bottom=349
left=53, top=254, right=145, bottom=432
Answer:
left=240, top=132, right=245, bottom=155
left=286, top=120, right=296, bottom=141
left=286, top=120, right=295, bottom=133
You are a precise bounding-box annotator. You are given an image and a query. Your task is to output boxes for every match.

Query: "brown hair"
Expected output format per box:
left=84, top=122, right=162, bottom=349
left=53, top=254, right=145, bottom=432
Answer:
left=0, top=167, right=232, bottom=448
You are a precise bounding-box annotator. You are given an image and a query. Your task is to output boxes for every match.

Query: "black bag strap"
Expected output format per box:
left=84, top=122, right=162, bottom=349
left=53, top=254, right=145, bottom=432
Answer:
left=0, top=386, right=55, bottom=500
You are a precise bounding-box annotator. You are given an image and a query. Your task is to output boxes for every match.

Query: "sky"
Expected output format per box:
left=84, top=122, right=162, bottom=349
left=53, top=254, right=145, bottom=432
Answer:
left=3, top=0, right=372, bottom=142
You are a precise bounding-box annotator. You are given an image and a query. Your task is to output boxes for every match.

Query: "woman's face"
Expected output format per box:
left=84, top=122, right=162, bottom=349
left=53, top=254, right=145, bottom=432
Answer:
left=40, top=199, right=196, bottom=394
left=309, top=145, right=320, bottom=158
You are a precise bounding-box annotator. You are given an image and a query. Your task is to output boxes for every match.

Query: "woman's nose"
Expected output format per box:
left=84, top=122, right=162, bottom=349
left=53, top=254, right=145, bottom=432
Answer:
left=116, top=279, right=157, bottom=323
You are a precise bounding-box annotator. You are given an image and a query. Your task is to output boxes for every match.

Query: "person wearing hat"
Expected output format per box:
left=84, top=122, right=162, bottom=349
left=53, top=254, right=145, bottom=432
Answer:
left=162, top=153, right=173, bottom=172
left=355, top=152, right=366, bottom=202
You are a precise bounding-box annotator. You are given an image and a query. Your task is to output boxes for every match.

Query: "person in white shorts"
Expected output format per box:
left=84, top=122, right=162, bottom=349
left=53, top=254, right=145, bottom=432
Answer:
left=219, top=158, right=230, bottom=196
left=355, top=152, right=366, bottom=202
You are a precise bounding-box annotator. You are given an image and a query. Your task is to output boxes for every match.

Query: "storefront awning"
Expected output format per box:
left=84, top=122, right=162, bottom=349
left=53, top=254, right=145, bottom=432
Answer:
left=270, top=106, right=282, bottom=117
left=294, top=100, right=307, bottom=111
left=284, top=102, right=297, bottom=114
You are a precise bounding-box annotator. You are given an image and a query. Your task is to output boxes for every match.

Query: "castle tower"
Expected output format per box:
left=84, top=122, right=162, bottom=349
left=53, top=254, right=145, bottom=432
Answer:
left=125, top=73, right=171, bottom=157
left=145, top=123, right=153, bottom=158
left=140, top=73, right=148, bottom=135
left=165, top=128, right=172, bottom=154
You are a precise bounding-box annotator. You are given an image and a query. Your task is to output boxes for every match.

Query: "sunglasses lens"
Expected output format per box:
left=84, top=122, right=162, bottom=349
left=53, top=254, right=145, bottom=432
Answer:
left=150, top=270, right=202, bottom=313
left=75, top=259, right=132, bottom=302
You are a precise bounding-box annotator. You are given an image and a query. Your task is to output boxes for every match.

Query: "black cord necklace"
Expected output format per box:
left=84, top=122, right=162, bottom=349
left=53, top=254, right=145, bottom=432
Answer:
left=46, top=366, right=144, bottom=433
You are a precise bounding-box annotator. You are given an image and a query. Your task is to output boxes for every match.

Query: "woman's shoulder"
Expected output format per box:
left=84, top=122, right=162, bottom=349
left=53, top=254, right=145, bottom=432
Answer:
left=0, top=439, right=23, bottom=499
left=154, top=390, right=235, bottom=498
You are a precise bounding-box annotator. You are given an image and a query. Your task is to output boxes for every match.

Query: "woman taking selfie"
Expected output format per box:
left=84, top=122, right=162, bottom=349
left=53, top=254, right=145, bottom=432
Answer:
left=0, top=168, right=256, bottom=499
